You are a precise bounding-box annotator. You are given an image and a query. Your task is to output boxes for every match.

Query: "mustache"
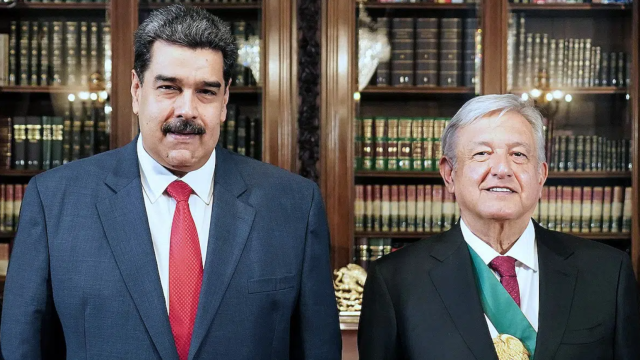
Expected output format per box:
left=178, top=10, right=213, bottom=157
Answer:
left=161, top=119, right=206, bottom=135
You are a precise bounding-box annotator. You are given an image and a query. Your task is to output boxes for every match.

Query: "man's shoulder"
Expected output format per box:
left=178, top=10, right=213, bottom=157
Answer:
left=536, top=225, right=628, bottom=267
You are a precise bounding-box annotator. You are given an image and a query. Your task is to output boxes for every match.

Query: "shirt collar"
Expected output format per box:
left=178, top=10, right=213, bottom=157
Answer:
left=137, top=135, right=216, bottom=205
left=460, top=218, right=538, bottom=272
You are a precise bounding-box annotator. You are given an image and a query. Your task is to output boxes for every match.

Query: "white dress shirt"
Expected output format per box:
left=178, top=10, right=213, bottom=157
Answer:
left=460, top=218, right=539, bottom=338
left=137, top=135, right=216, bottom=311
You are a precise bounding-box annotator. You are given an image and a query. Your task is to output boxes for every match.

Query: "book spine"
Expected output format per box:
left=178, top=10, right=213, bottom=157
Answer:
left=5, top=185, right=13, bottom=231
left=580, top=187, right=592, bottom=233
left=593, top=47, right=601, bottom=86
left=390, top=185, right=399, bottom=232
left=387, top=119, right=399, bottom=171
left=424, top=185, right=432, bottom=232
left=362, top=118, right=374, bottom=170
left=577, top=39, right=584, bottom=87
left=12, top=116, right=27, bottom=169
left=398, top=185, right=407, bottom=232
left=381, top=185, right=391, bottom=232
left=432, top=185, right=443, bottom=232
left=602, top=186, right=612, bottom=232
left=575, top=135, right=584, bottom=171
left=62, top=109, right=72, bottom=164
left=611, top=186, right=623, bottom=233
left=14, top=184, right=23, bottom=229
left=226, top=104, right=237, bottom=152
left=570, top=186, right=582, bottom=232
left=416, top=185, right=425, bottom=233
left=51, top=116, right=63, bottom=168
left=0, top=243, right=9, bottom=276
left=407, top=185, right=416, bottom=232
left=41, top=116, right=52, bottom=170
left=71, top=104, right=82, bottom=161
left=374, top=118, right=387, bottom=170
left=548, top=186, right=557, bottom=230
left=397, top=118, right=412, bottom=170
left=622, top=187, right=631, bottom=233
left=354, top=118, right=362, bottom=170
left=0, top=117, right=11, bottom=170
left=532, top=33, right=541, bottom=85
left=373, top=185, right=382, bottom=232
left=506, top=14, right=516, bottom=90
left=90, top=22, right=99, bottom=81
left=416, top=18, right=438, bottom=87
left=601, top=52, right=609, bottom=86
left=39, top=22, right=50, bottom=86
left=566, top=136, right=575, bottom=171
left=464, top=18, right=476, bottom=87
left=442, top=189, right=454, bottom=231
left=517, top=15, right=526, bottom=87
left=422, top=118, right=434, bottom=171
left=232, top=22, right=247, bottom=86
left=561, top=186, right=572, bottom=232
left=364, top=185, right=373, bottom=231
left=19, top=21, right=29, bottom=86
left=66, top=22, right=78, bottom=86
left=609, top=52, right=618, bottom=87
left=583, top=39, right=591, bottom=87
left=0, top=184, right=4, bottom=232
left=556, top=40, right=565, bottom=87
left=591, top=187, right=603, bottom=232
left=29, top=22, right=39, bottom=86
left=355, top=185, right=364, bottom=232
left=391, top=18, right=415, bottom=87
left=411, top=118, right=423, bottom=171
left=51, top=21, right=63, bottom=85
left=83, top=102, right=97, bottom=157
left=617, top=52, right=625, bottom=88
left=525, top=33, right=533, bottom=87
left=102, top=22, right=112, bottom=87
left=355, top=238, right=368, bottom=270
left=26, top=117, right=42, bottom=169
left=236, top=116, right=247, bottom=155
left=540, top=186, right=549, bottom=228
left=584, top=135, right=592, bottom=172
left=439, top=18, right=461, bottom=87
left=8, top=22, right=17, bottom=85
left=79, top=22, right=89, bottom=86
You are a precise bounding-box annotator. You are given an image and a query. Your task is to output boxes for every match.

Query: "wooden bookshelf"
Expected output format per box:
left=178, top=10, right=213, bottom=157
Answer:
left=0, top=169, right=44, bottom=177
left=355, top=231, right=630, bottom=241
left=509, top=87, right=627, bottom=95
left=364, top=3, right=476, bottom=10
left=0, top=232, right=15, bottom=240
left=361, top=86, right=475, bottom=95
left=0, top=2, right=107, bottom=10
left=139, top=2, right=262, bottom=10
left=229, top=86, right=262, bottom=94
left=0, top=86, right=97, bottom=94
left=509, top=3, right=632, bottom=11
left=355, top=171, right=631, bottom=179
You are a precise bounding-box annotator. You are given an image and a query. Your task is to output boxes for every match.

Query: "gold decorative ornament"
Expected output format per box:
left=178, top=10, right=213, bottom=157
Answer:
left=493, top=334, right=530, bottom=360
left=333, top=264, right=367, bottom=312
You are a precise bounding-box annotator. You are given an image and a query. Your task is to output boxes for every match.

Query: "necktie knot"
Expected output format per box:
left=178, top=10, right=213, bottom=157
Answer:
left=489, top=256, right=517, bottom=278
left=166, top=181, right=193, bottom=203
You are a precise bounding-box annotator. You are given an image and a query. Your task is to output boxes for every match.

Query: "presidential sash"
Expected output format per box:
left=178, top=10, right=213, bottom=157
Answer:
left=467, top=245, right=537, bottom=359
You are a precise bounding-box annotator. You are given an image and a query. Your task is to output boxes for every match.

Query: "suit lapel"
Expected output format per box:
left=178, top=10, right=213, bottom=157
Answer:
left=429, top=225, right=499, bottom=360
left=96, top=138, right=178, bottom=360
left=189, top=148, right=256, bottom=360
left=533, top=225, right=577, bottom=360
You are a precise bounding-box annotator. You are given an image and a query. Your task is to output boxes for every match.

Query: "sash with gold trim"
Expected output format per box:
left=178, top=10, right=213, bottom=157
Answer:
left=468, top=245, right=537, bottom=360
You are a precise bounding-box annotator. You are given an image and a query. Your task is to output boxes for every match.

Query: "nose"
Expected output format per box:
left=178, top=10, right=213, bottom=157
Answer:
left=489, top=151, right=514, bottom=179
left=174, top=90, right=199, bottom=120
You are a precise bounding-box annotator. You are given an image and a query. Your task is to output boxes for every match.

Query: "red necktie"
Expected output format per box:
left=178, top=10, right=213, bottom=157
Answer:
left=489, top=256, right=521, bottom=307
left=166, top=180, right=203, bottom=360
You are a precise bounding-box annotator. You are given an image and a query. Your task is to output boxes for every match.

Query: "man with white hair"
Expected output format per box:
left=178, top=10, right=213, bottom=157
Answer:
left=358, top=94, right=640, bottom=360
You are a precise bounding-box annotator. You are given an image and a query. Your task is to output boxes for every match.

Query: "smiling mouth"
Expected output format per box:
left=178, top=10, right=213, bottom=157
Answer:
left=485, top=187, right=515, bottom=193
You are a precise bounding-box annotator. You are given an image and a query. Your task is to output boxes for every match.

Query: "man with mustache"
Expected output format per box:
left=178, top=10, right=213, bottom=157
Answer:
left=1, top=5, right=341, bottom=360
left=358, top=94, right=640, bottom=359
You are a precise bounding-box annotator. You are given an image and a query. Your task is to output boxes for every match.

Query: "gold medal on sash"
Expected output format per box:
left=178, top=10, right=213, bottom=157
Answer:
left=493, top=334, right=530, bottom=360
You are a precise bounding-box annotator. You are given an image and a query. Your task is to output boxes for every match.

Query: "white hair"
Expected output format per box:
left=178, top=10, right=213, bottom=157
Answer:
left=442, top=94, right=546, bottom=168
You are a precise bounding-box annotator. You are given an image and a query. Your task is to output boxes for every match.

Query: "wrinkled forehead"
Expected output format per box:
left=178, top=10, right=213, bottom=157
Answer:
left=457, top=112, right=537, bottom=149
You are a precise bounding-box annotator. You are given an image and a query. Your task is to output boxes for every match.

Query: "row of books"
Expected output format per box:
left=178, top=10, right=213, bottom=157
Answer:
left=374, top=17, right=476, bottom=88
left=355, top=184, right=460, bottom=233
left=1, top=20, right=111, bottom=87
left=533, top=186, right=631, bottom=233
left=376, top=0, right=479, bottom=3
left=353, top=238, right=395, bottom=271
left=222, top=105, right=261, bottom=160
left=20, top=0, right=107, bottom=2
left=0, top=102, right=109, bottom=170
left=548, top=136, right=631, bottom=172
left=140, top=0, right=260, bottom=3
left=509, top=0, right=632, bottom=3
left=0, top=183, right=26, bottom=233
left=230, top=21, right=260, bottom=87
left=507, top=15, right=629, bottom=89
left=355, top=117, right=450, bottom=171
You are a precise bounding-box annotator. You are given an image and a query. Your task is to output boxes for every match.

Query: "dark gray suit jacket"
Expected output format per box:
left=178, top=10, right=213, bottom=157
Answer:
left=358, top=223, right=640, bottom=359
left=0, top=138, right=341, bottom=359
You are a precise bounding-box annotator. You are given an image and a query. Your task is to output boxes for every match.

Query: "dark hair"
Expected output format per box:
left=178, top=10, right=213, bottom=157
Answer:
left=133, top=4, right=238, bottom=86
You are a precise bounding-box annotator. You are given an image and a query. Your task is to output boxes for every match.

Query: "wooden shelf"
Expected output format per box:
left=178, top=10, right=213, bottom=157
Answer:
left=355, top=231, right=630, bottom=241
left=229, top=86, right=262, bottom=94
left=0, top=86, right=98, bottom=94
left=139, top=2, right=261, bottom=10
left=509, top=3, right=632, bottom=11
left=547, top=171, right=631, bottom=179
left=0, top=2, right=107, bottom=10
left=361, top=86, right=475, bottom=95
left=355, top=171, right=631, bottom=179
left=0, top=232, right=15, bottom=240
left=364, top=3, right=476, bottom=10
left=510, top=87, right=627, bottom=95
left=0, top=169, right=43, bottom=177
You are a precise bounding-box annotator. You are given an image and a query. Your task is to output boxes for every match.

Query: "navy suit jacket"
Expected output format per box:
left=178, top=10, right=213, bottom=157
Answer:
left=1, top=138, right=341, bottom=359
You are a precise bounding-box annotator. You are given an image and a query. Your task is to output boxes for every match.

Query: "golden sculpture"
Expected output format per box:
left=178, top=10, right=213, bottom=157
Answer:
left=493, top=334, right=530, bottom=360
left=334, top=264, right=367, bottom=312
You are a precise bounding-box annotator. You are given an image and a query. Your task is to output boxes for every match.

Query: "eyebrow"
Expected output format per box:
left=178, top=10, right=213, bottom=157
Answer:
left=154, top=75, right=222, bottom=89
left=468, top=141, right=533, bottom=151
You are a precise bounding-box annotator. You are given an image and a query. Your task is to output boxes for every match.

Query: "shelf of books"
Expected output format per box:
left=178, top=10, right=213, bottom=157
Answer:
left=0, top=0, right=114, bottom=289
left=139, top=0, right=264, bottom=161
